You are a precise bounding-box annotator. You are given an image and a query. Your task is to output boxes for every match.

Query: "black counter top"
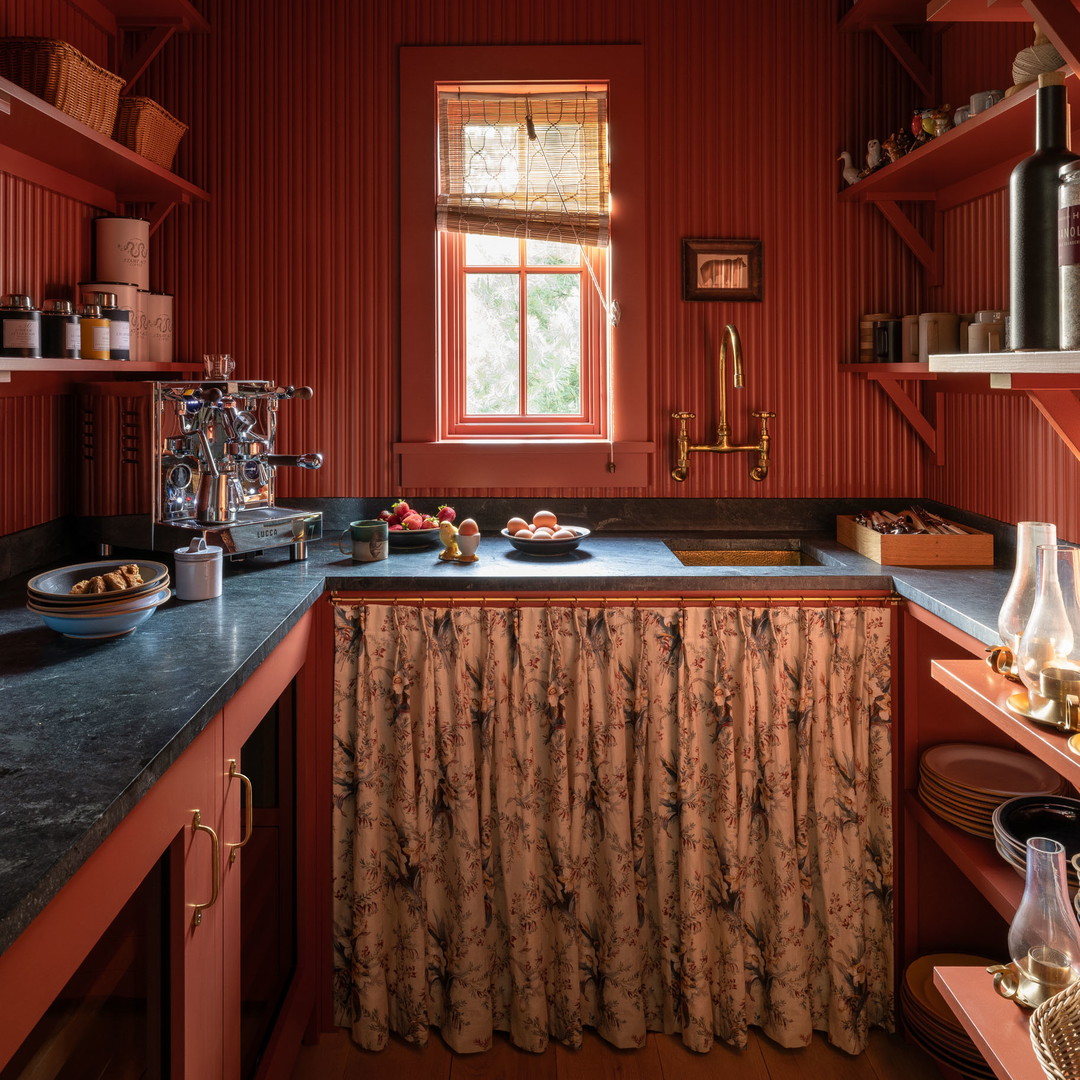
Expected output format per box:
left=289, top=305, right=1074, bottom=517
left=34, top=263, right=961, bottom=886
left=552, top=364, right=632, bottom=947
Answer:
left=0, top=531, right=1012, bottom=959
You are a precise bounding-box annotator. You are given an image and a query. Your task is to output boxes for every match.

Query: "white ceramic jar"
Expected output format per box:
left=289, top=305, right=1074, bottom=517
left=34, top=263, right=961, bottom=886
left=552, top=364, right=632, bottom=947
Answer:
left=174, top=537, right=223, bottom=600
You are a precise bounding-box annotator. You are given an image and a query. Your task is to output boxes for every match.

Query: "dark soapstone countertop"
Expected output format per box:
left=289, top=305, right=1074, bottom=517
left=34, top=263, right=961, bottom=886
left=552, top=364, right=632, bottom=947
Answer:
left=0, top=530, right=1015, bottom=959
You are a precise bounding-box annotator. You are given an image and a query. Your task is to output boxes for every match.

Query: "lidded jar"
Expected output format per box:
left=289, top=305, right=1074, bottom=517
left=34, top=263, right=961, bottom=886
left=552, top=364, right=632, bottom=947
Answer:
left=0, top=294, right=42, bottom=359
left=79, top=303, right=110, bottom=361
left=41, top=299, right=81, bottom=359
left=86, top=291, right=130, bottom=361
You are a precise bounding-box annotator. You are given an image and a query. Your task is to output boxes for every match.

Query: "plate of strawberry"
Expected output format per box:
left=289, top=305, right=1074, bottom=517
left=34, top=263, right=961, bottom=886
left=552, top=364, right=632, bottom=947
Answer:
left=378, top=500, right=456, bottom=549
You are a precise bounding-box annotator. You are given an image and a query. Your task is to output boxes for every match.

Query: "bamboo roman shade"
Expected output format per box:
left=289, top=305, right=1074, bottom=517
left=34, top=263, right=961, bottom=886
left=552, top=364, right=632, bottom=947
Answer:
left=436, top=89, right=609, bottom=247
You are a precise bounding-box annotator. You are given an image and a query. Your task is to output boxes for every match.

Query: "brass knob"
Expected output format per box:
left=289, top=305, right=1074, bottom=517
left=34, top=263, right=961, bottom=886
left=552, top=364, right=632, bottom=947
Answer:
left=672, top=410, right=696, bottom=420
left=753, top=411, right=775, bottom=419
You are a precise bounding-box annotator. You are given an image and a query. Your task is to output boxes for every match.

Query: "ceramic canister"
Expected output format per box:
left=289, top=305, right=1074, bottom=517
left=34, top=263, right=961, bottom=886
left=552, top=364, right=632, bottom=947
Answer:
left=135, top=290, right=152, bottom=363
left=93, top=216, right=150, bottom=290
left=146, top=292, right=174, bottom=363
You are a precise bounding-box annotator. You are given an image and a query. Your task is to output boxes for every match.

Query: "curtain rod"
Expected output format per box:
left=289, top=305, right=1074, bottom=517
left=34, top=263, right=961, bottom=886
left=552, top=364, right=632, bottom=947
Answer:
left=328, top=593, right=900, bottom=608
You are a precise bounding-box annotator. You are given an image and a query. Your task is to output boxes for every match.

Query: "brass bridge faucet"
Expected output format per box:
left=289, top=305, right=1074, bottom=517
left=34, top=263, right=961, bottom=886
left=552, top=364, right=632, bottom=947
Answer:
left=671, top=323, right=774, bottom=482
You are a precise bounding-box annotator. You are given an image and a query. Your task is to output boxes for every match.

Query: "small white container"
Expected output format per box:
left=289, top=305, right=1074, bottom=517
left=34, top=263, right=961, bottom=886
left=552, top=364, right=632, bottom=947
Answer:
left=174, top=536, right=223, bottom=600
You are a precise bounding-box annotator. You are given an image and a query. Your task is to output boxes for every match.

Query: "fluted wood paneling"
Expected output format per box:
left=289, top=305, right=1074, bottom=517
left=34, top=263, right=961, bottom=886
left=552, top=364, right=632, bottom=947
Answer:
left=1, top=1, right=1075, bottom=538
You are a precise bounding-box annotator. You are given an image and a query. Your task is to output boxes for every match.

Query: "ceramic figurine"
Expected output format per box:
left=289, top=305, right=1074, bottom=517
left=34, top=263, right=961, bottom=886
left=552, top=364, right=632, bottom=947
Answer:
left=866, top=138, right=883, bottom=171
left=1008, top=25, right=1064, bottom=97
left=838, top=151, right=861, bottom=185
left=881, top=130, right=913, bottom=164
left=438, top=519, right=460, bottom=561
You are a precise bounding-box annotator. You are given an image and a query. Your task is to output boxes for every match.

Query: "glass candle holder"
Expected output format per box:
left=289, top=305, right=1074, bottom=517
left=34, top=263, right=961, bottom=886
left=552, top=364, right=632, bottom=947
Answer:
left=999, top=522, right=1058, bottom=654
left=1016, top=546, right=1080, bottom=731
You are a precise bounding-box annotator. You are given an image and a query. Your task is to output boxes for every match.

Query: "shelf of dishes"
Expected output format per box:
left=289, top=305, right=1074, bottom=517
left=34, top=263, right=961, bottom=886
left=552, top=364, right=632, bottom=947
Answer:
left=934, top=965, right=1043, bottom=1080
left=931, top=659, right=1080, bottom=789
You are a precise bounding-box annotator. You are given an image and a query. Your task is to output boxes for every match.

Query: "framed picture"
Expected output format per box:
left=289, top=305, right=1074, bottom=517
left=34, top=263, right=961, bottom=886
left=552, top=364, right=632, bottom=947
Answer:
left=681, top=238, right=763, bottom=302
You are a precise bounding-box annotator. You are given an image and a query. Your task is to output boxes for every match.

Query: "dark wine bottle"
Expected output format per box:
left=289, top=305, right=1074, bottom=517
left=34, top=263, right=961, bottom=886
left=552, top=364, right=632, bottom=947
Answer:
left=1010, top=71, right=1078, bottom=351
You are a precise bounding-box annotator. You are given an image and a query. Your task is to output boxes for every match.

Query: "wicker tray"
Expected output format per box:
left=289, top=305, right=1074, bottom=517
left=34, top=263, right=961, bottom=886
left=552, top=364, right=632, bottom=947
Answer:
left=1031, top=978, right=1080, bottom=1080
left=113, top=96, right=187, bottom=170
left=0, top=37, right=124, bottom=136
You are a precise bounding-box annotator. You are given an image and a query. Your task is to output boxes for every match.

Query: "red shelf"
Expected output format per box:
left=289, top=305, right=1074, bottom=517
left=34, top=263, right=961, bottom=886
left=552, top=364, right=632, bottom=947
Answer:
left=907, top=793, right=1023, bottom=921
left=931, top=659, right=1080, bottom=790
left=839, top=79, right=1059, bottom=212
left=0, top=75, right=208, bottom=213
left=70, top=0, right=210, bottom=33
left=934, top=967, right=1042, bottom=1080
left=840, top=0, right=928, bottom=29
left=927, top=0, right=1032, bottom=20
left=0, top=359, right=199, bottom=383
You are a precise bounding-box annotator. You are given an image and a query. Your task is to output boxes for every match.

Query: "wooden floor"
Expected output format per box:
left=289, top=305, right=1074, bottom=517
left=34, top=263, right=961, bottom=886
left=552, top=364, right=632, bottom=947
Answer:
left=291, top=1026, right=946, bottom=1080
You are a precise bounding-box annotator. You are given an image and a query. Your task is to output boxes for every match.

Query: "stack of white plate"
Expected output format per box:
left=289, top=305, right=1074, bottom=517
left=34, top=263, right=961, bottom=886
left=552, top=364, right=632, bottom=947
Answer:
left=918, top=742, right=1064, bottom=840
left=26, top=560, right=171, bottom=640
left=992, top=794, right=1080, bottom=887
left=901, top=954, right=997, bottom=1079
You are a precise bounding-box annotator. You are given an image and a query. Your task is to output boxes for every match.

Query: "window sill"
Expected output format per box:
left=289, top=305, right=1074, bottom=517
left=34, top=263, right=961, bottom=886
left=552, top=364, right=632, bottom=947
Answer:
left=394, top=440, right=654, bottom=488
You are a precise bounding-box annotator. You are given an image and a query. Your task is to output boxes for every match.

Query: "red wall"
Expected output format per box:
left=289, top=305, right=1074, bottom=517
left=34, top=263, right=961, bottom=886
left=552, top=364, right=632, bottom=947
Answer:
left=2, top=0, right=1077, bottom=539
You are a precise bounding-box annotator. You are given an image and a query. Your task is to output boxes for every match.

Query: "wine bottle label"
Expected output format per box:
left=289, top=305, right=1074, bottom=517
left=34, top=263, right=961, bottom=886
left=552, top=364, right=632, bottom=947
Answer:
left=1061, top=205, right=1080, bottom=266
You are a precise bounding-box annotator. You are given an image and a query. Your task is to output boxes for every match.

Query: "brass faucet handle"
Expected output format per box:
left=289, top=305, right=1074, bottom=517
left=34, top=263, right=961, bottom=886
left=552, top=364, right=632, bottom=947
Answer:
left=671, top=410, right=696, bottom=420
left=752, top=411, right=775, bottom=419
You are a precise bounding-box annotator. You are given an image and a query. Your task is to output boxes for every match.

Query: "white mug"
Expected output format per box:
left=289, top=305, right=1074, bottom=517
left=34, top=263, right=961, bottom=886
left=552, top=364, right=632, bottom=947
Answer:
left=918, top=312, right=961, bottom=363
left=968, top=320, right=1005, bottom=353
left=174, top=537, right=223, bottom=600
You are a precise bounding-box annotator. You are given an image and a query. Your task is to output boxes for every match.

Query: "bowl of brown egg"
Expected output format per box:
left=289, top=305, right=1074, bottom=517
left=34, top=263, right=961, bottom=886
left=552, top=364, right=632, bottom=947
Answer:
left=501, top=511, right=590, bottom=556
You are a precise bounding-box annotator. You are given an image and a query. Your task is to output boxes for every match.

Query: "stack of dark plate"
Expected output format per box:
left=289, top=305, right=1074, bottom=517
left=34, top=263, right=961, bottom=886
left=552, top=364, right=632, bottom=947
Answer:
left=918, top=742, right=1064, bottom=840
left=901, top=954, right=997, bottom=1079
left=992, top=794, right=1080, bottom=887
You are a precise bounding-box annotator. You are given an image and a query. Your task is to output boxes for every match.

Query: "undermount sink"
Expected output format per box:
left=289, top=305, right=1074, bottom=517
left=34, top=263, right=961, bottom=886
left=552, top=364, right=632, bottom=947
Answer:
left=664, top=539, right=821, bottom=567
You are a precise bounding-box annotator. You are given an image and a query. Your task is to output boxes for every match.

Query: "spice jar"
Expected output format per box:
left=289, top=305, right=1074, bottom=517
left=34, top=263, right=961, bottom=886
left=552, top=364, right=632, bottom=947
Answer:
left=41, top=299, right=81, bottom=359
left=1059, top=161, right=1080, bottom=348
left=86, top=291, right=130, bottom=360
left=0, top=294, right=42, bottom=359
left=79, top=303, right=110, bottom=361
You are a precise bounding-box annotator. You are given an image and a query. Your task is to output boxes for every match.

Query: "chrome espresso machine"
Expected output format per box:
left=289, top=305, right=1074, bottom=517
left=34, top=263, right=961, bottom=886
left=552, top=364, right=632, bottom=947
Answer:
left=152, top=379, right=323, bottom=558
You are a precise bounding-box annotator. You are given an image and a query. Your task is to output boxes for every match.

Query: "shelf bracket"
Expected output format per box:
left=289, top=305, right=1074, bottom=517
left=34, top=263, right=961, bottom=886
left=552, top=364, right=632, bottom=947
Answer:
left=872, top=23, right=937, bottom=102
left=869, top=199, right=943, bottom=286
left=119, top=23, right=180, bottom=87
left=1025, top=387, right=1080, bottom=463
left=872, top=375, right=943, bottom=464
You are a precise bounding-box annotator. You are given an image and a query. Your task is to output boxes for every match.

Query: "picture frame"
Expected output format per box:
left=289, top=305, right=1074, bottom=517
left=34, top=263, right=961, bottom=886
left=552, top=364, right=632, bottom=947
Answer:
left=681, top=238, right=763, bottom=302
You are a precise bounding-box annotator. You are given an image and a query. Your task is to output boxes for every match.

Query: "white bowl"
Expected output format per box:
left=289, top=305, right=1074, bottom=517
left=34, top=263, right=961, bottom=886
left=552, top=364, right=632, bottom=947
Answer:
left=30, top=587, right=171, bottom=639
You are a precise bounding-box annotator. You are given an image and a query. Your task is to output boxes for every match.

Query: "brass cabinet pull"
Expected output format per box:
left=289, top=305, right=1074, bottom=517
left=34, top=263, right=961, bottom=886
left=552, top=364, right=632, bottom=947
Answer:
left=226, top=759, right=254, bottom=865
left=191, top=809, right=220, bottom=927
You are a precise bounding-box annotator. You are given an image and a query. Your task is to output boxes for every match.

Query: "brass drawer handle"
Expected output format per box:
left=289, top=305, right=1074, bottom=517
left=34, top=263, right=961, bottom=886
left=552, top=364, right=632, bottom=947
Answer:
left=191, top=810, right=220, bottom=927
left=226, top=759, right=253, bottom=865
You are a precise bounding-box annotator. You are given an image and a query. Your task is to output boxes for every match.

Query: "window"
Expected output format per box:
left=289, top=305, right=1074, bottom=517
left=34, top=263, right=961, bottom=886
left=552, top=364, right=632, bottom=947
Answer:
left=398, top=46, right=649, bottom=488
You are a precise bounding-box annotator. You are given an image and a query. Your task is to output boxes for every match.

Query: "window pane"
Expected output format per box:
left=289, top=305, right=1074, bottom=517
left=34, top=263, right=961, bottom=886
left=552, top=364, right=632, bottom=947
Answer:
left=465, top=234, right=518, bottom=266
left=525, top=238, right=579, bottom=266
left=466, top=274, right=519, bottom=414
left=526, top=274, right=580, bottom=415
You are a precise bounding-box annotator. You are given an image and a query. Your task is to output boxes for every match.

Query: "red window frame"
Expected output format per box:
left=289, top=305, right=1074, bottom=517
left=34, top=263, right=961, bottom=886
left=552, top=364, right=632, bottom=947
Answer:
left=397, top=45, right=650, bottom=489
left=441, top=233, right=608, bottom=437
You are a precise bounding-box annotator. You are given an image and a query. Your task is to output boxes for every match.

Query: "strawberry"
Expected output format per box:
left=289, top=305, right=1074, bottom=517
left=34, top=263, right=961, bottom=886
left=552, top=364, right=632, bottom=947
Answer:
left=436, top=504, right=456, bottom=523
left=377, top=509, right=393, bottom=522
left=388, top=523, right=403, bottom=531
left=402, top=512, right=424, bottom=531
left=422, top=515, right=439, bottom=529
left=391, top=499, right=410, bottom=517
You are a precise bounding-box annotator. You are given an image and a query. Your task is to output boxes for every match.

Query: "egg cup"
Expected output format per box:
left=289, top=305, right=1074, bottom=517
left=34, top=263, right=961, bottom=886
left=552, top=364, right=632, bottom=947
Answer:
left=455, top=532, right=480, bottom=562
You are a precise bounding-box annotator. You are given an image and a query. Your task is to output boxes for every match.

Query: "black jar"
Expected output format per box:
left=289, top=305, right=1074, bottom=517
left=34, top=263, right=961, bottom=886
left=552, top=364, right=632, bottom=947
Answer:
left=41, top=299, right=81, bottom=359
left=0, top=294, right=42, bottom=359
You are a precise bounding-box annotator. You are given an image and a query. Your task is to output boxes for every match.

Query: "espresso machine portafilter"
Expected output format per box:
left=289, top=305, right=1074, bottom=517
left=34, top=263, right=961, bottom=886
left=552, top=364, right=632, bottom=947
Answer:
left=154, top=381, right=323, bottom=559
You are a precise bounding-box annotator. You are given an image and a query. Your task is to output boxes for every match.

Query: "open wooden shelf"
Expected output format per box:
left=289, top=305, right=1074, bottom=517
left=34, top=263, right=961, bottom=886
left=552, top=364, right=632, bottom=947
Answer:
left=927, top=0, right=1031, bottom=21
left=0, top=75, right=208, bottom=217
left=0, top=359, right=199, bottom=383
left=907, top=793, right=1023, bottom=922
left=934, top=966, right=1042, bottom=1080
left=70, top=0, right=210, bottom=33
left=931, top=659, right=1080, bottom=790
left=839, top=0, right=927, bottom=30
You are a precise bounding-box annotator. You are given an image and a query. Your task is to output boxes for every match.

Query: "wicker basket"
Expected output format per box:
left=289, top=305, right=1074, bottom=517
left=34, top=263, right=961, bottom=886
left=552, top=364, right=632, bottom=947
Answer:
left=113, top=96, right=187, bottom=170
left=1031, top=978, right=1080, bottom=1080
left=0, top=37, right=124, bottom=135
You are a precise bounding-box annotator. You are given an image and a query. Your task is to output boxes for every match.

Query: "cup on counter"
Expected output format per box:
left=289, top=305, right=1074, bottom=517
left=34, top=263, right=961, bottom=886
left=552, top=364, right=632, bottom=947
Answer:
left=918, top=312, right=961, bottom=362
left=174, top=536, right=223, bottom=601
left=968, top=320, right=1006, bottom=353
left=339, top=519, right=388, bottom=562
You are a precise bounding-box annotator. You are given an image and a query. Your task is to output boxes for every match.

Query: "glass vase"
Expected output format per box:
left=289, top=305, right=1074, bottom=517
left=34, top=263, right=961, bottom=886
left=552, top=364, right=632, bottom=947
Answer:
left=1016, top=546, right=1080, bottom=729
left=992, top=837, right=1080, bottom=1008
left=998, top=521, right=1058, bottom=654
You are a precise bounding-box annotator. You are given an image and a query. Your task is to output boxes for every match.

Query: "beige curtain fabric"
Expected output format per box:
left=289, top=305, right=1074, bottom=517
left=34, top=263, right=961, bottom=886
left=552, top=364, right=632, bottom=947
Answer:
left=437, top=90, right=609, bottom=247
left=331, top=603, right=893, bottom=1056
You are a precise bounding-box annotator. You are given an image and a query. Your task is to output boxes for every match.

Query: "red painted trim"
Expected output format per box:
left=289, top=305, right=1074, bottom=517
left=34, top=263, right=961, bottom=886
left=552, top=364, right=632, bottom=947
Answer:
left=399, top=45, right=649, bottom=488
left=903, top=599, right=985, bottom=656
